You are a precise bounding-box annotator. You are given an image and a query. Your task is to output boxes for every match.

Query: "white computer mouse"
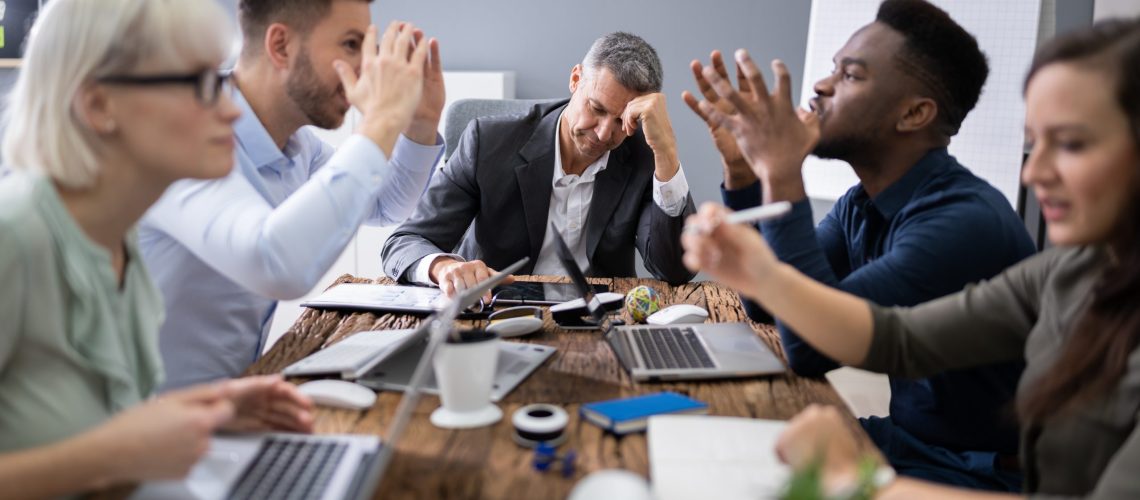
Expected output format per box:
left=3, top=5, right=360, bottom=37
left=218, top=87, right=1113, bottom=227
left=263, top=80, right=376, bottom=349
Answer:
left=297, top=379, right=377, bottom=410
left=646, top=304, right=710, bottom=325
left=486, top=306, right=545, bottom=338
left=568, top=470, right=652, bottom=500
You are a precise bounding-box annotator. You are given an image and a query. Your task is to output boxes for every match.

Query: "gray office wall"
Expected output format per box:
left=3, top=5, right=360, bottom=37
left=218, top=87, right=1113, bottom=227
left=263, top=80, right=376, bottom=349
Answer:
left=370, top=0, right=1093, bottom=224
left=370, top=0, right=813, bottom=210
left=0, top=0, right=1093, bottom=221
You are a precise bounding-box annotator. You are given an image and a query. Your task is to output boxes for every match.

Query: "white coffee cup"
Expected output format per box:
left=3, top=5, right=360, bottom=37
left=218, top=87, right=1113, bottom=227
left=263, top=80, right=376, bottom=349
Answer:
left=430, top=329, right=503, bottom=429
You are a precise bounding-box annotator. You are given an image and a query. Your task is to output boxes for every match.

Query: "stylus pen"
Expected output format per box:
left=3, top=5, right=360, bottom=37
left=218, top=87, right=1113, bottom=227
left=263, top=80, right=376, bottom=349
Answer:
left=683, top=200, right=793, bottom=234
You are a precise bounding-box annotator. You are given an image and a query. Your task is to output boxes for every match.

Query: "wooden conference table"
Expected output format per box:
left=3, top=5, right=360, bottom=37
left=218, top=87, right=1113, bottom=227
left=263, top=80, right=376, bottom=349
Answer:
left=249, top=275, right=872, bottom=499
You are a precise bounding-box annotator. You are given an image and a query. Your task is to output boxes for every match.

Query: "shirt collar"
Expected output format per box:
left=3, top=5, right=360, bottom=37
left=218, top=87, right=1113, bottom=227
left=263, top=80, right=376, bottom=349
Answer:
left=552, top=109, right=610, bottom=187
left=859, top=147, right=952, bottom=220
left=232, top=89, right=299, bottom=171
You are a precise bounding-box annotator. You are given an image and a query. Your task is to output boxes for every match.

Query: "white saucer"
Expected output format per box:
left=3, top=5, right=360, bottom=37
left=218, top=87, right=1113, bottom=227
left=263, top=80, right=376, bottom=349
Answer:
left=486, top=316, right=544, bottom=338
left=430, top=404, right=503, bottom=429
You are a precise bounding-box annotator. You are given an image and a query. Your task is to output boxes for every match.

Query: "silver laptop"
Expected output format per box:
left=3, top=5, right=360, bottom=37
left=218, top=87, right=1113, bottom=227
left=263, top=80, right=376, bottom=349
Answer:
left=356, top=340, right=555, bottom=402
left=131, top=258, right=528, bottom=500
left=282, top=327, right=424, bottom=380
left=283, top=258, right=553, bottom=399
left=549, top=224, right=785, bottom=382
left=129, top=433, right=382, bottom=500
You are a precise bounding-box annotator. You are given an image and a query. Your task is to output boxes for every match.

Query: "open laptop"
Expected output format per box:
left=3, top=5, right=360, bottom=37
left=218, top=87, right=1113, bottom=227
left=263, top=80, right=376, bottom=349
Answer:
left=131, top=258, right=527, bottom=500
left=355, top=338, right=554, bottom=403
left=549, top=224, right=785, bottom=382
left=283, top=260, right=531, bottom=380
left=283, top=258, right=553, bottom=402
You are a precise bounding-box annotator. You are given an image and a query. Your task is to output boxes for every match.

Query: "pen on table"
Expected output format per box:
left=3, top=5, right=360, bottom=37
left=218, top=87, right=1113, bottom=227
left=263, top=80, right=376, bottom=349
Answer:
left=683, top=201, right=793, bottom=235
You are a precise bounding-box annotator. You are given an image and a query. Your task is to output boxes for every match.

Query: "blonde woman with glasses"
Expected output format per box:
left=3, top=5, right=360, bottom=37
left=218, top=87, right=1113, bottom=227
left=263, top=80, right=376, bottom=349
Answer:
left=0, top=0, right=313, bottom=497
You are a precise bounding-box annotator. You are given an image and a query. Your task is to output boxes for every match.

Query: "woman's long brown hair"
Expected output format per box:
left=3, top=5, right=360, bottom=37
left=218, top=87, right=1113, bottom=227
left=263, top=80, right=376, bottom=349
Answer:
left=1018, top=19, right=1140, bottom=424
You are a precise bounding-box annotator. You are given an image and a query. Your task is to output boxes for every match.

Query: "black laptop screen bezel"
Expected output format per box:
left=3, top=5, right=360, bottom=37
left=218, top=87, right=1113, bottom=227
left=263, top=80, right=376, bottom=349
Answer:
left=548, top=222, right=610, bottom=326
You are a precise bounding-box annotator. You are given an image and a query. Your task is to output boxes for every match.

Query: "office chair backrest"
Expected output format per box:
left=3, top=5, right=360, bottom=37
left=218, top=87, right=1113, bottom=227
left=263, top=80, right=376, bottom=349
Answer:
left=443, top=98, right=559, bottom=162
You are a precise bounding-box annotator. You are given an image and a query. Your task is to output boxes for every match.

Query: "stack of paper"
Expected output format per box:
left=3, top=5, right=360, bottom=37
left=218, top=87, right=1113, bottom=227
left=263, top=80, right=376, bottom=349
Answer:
left=648, top=416, right=790, bottom=500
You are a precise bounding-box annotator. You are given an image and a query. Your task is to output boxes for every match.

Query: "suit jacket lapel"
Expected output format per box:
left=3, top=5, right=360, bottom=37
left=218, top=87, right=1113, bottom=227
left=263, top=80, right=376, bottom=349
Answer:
left=585, top=144, right=633, bottom=259
left=514, top=104, right=563, bottom=264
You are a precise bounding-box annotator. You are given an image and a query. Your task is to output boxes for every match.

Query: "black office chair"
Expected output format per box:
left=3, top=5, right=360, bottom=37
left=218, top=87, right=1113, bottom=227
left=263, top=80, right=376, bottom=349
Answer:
left=1017, top=153, right=1049, bottom=251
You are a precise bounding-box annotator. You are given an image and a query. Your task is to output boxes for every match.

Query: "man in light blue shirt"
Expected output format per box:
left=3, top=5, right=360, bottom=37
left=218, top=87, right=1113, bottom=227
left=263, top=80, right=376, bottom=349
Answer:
left=139, top=1, right=445, bottom=390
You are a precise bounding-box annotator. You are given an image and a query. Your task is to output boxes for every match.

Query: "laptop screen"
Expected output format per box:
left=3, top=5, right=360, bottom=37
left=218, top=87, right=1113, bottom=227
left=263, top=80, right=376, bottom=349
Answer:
left=353, top=257, right=529, bottom=498
left=547, top=223, right=642, bottom=373
left=548, top=222, right=612, bottom=329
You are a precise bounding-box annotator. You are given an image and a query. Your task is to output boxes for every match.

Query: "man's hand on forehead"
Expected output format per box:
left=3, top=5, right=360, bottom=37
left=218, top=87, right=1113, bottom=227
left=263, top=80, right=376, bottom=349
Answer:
left=621, top=95, right=649, bottom=129
left=620, top=93, right=666, bottom=136
left=620, top=92, right=680, bottom=179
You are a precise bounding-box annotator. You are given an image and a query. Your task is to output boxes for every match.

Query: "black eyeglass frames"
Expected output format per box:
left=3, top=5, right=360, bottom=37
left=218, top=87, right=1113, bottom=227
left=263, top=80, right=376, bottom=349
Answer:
left=97, top=70, right=232, bottom=106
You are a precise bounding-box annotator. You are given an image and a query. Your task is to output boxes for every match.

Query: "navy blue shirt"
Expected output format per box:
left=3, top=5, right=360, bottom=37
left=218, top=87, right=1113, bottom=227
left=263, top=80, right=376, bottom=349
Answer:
left=723, top=148, right=1034, bottom=455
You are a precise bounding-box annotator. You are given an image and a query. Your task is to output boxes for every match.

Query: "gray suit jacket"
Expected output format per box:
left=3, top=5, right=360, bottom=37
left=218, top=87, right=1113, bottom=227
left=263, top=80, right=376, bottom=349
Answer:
left=382, top=99, right=696, bottom=285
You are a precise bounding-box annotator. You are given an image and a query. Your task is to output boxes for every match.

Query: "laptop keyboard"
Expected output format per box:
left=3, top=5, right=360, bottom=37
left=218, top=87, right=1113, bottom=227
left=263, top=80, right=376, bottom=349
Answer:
left=228, top=436, right=348, bottom=500
left=292, top=341, right=377, bottom=371
left=630, top=327, right=716, bottom=370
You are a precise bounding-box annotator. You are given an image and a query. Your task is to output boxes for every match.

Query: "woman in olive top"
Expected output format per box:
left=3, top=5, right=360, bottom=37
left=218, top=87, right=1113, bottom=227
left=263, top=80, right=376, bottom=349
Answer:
left=683, top=18, right=1140, bottom=500
left=0, top=0, right=313, bottom=497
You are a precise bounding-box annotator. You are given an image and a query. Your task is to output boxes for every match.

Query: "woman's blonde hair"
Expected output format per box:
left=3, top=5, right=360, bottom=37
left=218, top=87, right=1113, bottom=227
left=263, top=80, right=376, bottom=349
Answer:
left=2, top=0, right=235, bottom=189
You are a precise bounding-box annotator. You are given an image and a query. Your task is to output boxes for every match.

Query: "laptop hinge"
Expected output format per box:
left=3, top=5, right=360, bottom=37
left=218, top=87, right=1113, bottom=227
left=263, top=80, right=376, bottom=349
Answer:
left=345, top=449, right=381, bottom=500
left=605, top=328, right=640, bottom=371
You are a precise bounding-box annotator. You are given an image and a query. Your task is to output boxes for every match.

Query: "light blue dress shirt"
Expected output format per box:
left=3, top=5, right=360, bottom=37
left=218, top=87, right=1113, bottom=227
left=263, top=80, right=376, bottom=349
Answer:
left=139, top=90, right=443, bottom=391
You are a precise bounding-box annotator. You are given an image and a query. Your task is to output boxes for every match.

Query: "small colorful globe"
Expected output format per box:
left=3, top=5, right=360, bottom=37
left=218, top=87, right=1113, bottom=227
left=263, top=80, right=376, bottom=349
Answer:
left=624, top=285, right=662, bottom=323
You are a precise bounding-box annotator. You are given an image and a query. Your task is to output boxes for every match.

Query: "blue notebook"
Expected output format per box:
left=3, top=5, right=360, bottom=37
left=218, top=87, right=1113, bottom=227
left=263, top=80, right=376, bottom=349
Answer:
left=580, top=392, right=709, bottom=435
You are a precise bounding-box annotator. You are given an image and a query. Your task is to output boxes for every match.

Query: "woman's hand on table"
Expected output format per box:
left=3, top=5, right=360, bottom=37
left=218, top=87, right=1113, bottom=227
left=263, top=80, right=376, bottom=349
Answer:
left=775, top=405, right=863, bottom=494
left=216, top=375, right=315, bottom=434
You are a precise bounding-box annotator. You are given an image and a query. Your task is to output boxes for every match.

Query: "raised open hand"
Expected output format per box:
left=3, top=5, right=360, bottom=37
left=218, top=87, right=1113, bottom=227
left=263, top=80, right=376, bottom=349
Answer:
left=404, top=29, right=445, bottom=145
left=683, top=50, right=756, bottom=189
left=689, top=50, right=820, bottom=199
left=334, top=22, right=429, bottom=157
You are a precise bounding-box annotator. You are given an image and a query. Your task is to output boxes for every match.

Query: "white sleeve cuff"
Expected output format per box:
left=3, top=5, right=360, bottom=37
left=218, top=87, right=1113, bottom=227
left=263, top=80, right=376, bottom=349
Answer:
left=336, top=134, right=391, bottom=190
left=392, top=133, right=445, bottom=173
left=336, top=132, right=443, bottom=190
left=412, top=253, right=465, bottom=286
left=652, top=164, right=690, bottom=217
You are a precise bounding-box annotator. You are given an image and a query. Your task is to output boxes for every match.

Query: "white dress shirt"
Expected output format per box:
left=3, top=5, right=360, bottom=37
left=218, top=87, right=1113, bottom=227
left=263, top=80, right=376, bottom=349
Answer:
left=411, top=110, right=688, bottom=284
left=139, top=89, right=444, bottom=390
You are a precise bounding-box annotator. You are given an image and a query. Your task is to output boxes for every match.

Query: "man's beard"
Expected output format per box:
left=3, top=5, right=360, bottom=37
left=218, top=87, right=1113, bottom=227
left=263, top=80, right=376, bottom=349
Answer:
left=812, top=132, right=878, bottom=161
left=285, top=49, right=345, bottom=130
left=811, top=112, right=885, bottom=162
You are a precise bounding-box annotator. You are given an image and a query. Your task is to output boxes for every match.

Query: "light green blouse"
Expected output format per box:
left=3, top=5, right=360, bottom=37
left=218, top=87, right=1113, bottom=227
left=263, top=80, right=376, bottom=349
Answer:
left=0, top=171, right=164, bottom=452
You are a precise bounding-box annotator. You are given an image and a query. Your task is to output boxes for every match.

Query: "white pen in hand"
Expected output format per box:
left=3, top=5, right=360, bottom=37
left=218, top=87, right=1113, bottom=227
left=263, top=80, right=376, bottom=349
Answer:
left=684, top=201, right=793, bottom=234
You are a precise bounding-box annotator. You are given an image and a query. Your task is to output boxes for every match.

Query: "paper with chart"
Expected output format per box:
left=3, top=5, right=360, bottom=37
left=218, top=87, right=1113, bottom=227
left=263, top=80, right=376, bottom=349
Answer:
left=799, top=0, right=1048, bottom=206
left=648, top=415, right=790, bottom=500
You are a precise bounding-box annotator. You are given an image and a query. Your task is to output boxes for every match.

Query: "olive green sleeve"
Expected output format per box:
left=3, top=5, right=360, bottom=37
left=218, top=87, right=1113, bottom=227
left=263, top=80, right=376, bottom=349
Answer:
left=1028, top=418, right=1140, bottom=500
left=859, top=248, right=1067, bottom=378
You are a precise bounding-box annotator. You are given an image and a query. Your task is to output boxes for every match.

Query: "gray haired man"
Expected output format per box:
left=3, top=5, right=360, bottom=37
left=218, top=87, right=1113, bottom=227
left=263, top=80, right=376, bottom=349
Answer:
left=382, top=32, right=696, bottom=297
